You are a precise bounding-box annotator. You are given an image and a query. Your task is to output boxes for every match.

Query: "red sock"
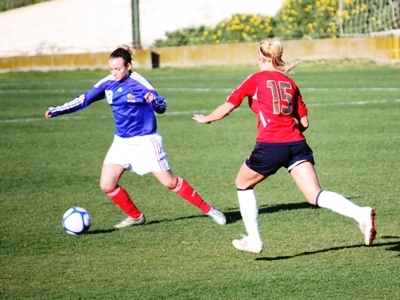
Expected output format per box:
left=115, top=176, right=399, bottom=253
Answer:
left=106, top=186, right=142, bottom=219
left=170, top=177, right=211, bottom=214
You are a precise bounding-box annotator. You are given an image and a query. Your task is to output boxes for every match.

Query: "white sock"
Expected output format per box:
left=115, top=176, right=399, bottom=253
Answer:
left=237, top=189, right=261, bottom=241
left=317, top=190, right=363, bottom=223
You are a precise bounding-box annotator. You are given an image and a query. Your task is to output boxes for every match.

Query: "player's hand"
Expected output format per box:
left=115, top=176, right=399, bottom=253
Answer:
left=144, top=92, right=155, bottom=102
left=192, top=114, right=211, bottom=124
left=45, top=110, right=52, bottom=119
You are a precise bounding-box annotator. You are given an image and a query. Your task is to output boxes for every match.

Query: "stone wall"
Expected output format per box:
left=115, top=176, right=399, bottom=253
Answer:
left=1, top=35, right=398, bottom=72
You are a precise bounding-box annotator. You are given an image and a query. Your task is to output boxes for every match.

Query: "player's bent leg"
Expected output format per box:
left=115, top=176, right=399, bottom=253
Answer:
left=100, top=163, right=144, bottom=227
left=153, top=170, right=226, bottom=225
left=152, top=170, right=176, bottom=189
left=234, top=188, right=263, bottom=254
left=233, top=163, right=265, bottom=253
left=289, top=161, right=321, bottom=205
left=291, top=162, right=377, bottom=245
left=100, top=163, right=125, bottom=192
left=235, top=163, right=265, bottom=190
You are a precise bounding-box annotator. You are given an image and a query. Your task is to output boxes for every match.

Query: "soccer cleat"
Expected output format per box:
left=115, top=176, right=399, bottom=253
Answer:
left=358, top=207, right=376, bottom=245
left=206, top=206, right=226, bottom=225
left=232, top=235, right=263, bottom=254
left=114, top=214, right=146, bottom=228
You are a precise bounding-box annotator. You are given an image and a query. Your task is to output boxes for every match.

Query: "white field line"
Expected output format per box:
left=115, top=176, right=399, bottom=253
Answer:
left=1, top=99, right=399, bottom=124
left=1, top=87, right=400, bottom=94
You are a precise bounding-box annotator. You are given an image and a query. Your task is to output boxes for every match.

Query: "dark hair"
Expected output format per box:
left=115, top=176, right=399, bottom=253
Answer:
left=109, top=45, right=132, bottom=66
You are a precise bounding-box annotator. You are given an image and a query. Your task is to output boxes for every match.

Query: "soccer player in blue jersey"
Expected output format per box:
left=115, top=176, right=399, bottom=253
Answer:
left=45, top=45, right=226, bottom=228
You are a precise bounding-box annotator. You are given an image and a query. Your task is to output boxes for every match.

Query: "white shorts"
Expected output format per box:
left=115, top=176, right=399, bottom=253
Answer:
left=104, top=133, right=171, bottom=175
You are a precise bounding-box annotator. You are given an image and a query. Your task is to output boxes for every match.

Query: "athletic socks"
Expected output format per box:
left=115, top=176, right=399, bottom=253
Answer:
left=237, top=189, right=262, bottom=242
left=106, top=186, right=142, bottom=219
left=170, top=177, right=211, bottom=214
left=107, top=178, right=211, bottom=218
left=316, top=190, right=363, bottom=223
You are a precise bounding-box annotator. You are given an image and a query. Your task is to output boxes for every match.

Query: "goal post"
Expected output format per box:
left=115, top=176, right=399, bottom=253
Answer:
left=337, top=0, right=400, bottom=37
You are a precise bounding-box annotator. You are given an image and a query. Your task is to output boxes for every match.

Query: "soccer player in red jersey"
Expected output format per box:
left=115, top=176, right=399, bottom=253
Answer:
left=45, top=45, right=226, bottom=228
left=193, top=38, right=376, bottom=253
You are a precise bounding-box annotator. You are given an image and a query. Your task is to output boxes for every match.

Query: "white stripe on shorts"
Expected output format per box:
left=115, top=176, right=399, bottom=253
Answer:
left=149, top=135, right=169, bottom=172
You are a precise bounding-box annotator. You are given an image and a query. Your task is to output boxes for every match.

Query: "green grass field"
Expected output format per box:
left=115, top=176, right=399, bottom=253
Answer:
left=1, top=61, right=399, bottom=299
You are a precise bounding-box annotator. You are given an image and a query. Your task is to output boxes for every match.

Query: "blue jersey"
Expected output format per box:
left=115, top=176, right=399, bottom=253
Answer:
left=47, top=71, right=167, bottom=138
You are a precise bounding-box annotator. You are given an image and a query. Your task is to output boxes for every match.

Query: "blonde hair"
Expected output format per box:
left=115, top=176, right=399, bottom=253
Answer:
left=258, top=38, right=300, bottom=73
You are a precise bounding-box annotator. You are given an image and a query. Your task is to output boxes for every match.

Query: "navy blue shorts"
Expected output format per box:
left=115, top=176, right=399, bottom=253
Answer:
left=245, top=140, right=315, bottom=176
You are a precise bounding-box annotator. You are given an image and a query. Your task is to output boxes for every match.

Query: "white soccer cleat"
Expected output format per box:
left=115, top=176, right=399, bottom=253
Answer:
left=358, top=207, right=376, bottom=245
left=206, top=206, right=226, bottom=225
left=232, top=235, right=263, bottom=254
left=114, top=214, right=146, bottom=228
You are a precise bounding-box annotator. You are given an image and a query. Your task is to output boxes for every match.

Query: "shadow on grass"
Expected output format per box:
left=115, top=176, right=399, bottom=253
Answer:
left=256, top=236, right=400, bottom=261
left=383, top=235, right=400, bottom=255
left=146, top=215, right=201, bottom=225
left=142, top=202, right=317, bottom=226
left=224, top=202, right=318, bottom=224
left=86, top=200, right=363, bottom=231
left=86, top=229, right=117, bottom=234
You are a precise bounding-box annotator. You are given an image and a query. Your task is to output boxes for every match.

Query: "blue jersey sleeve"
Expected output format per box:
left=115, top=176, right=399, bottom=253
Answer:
left=138, top=89, right=167, bottom=114
left=47, top=86, right=105, bottom=118
left=151, top=95, right=167, bottom=114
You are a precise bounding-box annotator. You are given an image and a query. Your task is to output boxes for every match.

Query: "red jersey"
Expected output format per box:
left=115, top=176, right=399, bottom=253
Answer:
left=226, top=71, right=308, bottom=143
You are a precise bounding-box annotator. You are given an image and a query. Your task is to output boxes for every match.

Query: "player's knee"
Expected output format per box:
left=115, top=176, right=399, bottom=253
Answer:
left=164, top=177, right=178, bottom=189
left=155, top=172, right=177, bottom=189
left=161, top=181, right=174, bottom=189
left=100, top=182, right=117, bottom=193
left=235, top=178, right=250, bottom=190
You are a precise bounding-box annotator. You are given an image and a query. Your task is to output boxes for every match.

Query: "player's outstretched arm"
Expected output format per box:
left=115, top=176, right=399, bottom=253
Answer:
left=193, top=102, right=235, bottom=124
left=45, top=110, right=52, bottom=119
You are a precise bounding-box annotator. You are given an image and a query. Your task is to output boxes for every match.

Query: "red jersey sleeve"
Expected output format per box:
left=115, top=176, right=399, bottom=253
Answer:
left=226, top=74, right=258, bottom=108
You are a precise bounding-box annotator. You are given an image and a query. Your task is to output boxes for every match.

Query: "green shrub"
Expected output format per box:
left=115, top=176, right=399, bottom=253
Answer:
left=209, top=14, right=275, bottom=44
left=153, top=0, right=399, bottom=46
left=154, top=14, right=275, bottom=47
left=0, top=0, right=50, bottom=12
left=274, top=0, right=339, bottom=39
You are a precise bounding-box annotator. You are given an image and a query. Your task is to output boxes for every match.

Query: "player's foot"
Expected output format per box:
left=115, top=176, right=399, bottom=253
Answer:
left=206, top=206, right=226, bottom=225
left=359, top=207, right=376, bottom=245
left=232, top=235, right=263, bottom=254
left=114, top=214, right=146, bottom=228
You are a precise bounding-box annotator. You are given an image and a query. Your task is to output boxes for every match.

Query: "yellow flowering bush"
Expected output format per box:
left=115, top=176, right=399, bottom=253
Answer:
left=274, top=0, right=339, bottom=38
left=210, top=14, right=275, bottom=44
left=153, top=0, right=399, bottom=46
left=154, top=14, right=275, bottom=47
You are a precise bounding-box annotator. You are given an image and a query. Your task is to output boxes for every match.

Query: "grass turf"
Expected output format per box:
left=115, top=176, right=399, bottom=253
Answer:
left=0, top=61, right=399, bottom=299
